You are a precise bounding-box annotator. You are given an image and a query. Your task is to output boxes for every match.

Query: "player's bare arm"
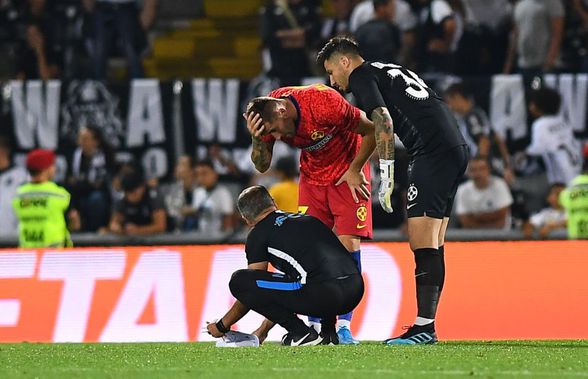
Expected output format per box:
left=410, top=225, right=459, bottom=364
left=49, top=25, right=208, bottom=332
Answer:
left=207, top=261, right=268, bottom=337
left=244, top=112, right=274, bottom=173
left=252, top=319, right=276, bottom=344
left=372, top=107, right=395, bottom=213
left=336, top=112, right=375, bottom=202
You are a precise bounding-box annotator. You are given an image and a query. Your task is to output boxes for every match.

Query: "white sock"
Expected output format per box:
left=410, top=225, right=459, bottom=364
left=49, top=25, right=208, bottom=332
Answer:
left=309, top=321, right=321, bottom=332
left=414, top=317, right=434, bottom=326
left=337, top=319, right=351, bottom=330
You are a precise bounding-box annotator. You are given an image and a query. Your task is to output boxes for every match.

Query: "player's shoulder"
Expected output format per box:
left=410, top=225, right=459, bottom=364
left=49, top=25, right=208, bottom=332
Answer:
left=268, top=87, right=291, bottom=98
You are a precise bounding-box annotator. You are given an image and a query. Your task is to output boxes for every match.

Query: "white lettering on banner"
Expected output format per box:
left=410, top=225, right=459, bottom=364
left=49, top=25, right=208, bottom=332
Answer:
left=141, top=148, right=168, bottom=179
left=10, top=80, right=61, bottom=149
left=126, top=79, right=166, bottom=147
left=38, top=251, right=126, bottom=342
left=192, top=79, right=239, bottom=143
left=544, top=74, right=588, bottom=133
left=355, top=245, right=402, bottom=340
left=0, top=252, right=36, bottom=327
left=489, top=75, right=528, bottom=139
left=100, top=250, right=188, bottom=342
left=198, top=246, right=402, bottom=341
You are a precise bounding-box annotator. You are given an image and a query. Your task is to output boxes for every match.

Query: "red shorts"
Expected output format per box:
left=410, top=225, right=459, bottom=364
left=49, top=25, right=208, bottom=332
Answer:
left=298, top=165, right=373, bottom=239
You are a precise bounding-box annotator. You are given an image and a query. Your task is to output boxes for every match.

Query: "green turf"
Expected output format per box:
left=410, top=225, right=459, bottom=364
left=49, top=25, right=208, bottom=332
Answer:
left=0, top=341, right=587, bottom=379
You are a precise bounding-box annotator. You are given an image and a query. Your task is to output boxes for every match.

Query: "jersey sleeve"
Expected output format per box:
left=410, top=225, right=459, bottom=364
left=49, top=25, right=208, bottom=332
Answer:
left=149, top=190, right=165, bottom=211
left=245, top=228, right=268, bottom=264
left=526, top=121, right=549, bottom=155
left=349, top=64, right=387, bottom=120
left=113, top=199, right=125, bottom=215
left=312, top=87, right=360, bottom=132
left=494, top=178, right=514, bottom=209
left=467, top=110, right=491, bottom=141
left=217, top=187, right=235, bottom=214
left=454, top=184, right=468, bottom=215
left=529, top=210, right=546, bottom=228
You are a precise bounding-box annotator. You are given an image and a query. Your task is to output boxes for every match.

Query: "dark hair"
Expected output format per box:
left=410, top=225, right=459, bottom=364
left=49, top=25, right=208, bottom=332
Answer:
left=529, top=87, right=561, bottom=116
left=237, top=185, right=275, bottom=222
left=0, top=135, right=11, bottom=151
left=549, top=182, right=566, bottom=192
left=373, top=0, right=391, bottom=8
left=275, top=156, right=298, bottom=179
left=82, top=125, right=115, bottom=170
left=444, top=82, right=471, bottom=99
left=121, top=170, right=145, bottom=192
left=317, top=36, right=362, bottom=66
left=195, top=158, right=215, bottom=170
left=470, top=154, right=489, bottom=165
left=245, top=97, right=280, bottom=122
left=27, top=168, right=41, bottom=176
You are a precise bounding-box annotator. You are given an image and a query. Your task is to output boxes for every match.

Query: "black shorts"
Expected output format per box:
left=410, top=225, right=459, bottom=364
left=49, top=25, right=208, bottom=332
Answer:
left=406, top=145, right=469, bottom=219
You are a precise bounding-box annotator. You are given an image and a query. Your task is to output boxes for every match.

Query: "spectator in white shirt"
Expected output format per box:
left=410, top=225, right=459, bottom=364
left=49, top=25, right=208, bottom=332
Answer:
left=191, top=159, right=235, bottom=234
left=504, top=0, right=564, bottom=75
left=0, top=136, right=28, bottom=237
left=526, top=86, right=582, bottom=185
left=523, top=182, right=567, bottom=238
left=455, top=155, right=513, bottom=229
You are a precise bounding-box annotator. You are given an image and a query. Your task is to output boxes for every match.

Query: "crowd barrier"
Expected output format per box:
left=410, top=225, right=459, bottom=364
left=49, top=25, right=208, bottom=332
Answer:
left=1, top=241, right=587, bottom=343
left=0, top=228, right=571, bottom=248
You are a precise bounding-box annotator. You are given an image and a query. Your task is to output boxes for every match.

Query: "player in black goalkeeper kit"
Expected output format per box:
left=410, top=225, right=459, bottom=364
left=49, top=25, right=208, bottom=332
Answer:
left=206, top=185, right=364, bottom=346
left=318, top=37, right=468, bottom=344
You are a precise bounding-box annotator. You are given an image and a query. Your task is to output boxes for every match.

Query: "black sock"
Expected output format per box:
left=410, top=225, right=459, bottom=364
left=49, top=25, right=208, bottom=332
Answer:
left=438, top=245, right=445, bottom=293
left=413, top=248, right=443, bottom=320
left=320, top=316, right=337, bottom=335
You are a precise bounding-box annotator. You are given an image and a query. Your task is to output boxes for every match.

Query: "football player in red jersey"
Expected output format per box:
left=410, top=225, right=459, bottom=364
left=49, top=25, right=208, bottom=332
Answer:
left=244, top=83, right=375, bottom=344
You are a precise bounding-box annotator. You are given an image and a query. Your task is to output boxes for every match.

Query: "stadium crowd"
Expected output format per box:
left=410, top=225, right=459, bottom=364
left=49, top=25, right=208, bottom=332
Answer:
left=1, top=0, right=588, bottom=241
left=1, top=0, right=587, bottom=79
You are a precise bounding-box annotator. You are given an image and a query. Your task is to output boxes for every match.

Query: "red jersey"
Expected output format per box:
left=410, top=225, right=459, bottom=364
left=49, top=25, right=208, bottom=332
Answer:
left=265, top=84, right=362, bottom=186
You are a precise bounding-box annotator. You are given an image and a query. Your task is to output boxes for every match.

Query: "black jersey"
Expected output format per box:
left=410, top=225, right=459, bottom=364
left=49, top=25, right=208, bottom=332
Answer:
left=459, top=106, right=492, bottom=157
left=348, top=61, right=465, bottom=156
left=245, top=211, right=358, bottom=283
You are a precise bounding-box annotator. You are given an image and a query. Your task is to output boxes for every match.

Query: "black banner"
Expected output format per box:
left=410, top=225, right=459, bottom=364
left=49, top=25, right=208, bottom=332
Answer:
left=1, top=74, right=587, bottom=181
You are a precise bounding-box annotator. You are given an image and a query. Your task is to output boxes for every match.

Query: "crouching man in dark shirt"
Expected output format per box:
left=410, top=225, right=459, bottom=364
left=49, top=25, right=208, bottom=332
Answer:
left=206, top=185, right=364, bottom=346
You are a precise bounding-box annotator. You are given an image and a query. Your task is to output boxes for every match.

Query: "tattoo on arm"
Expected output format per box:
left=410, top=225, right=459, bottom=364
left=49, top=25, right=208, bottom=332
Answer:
left=251, top=138, right=273, bottom=173
left=371, top=107, right=395, bottom=161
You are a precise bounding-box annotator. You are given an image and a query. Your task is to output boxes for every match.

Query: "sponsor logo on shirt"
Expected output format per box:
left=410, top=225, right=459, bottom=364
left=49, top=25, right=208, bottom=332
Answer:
left=303, top=133, right=333, bottom=152
left=310, top=130, right=325, bottom=141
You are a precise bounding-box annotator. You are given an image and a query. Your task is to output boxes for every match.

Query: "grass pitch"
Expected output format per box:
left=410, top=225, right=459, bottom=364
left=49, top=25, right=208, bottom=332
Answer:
left=0, top=341, right=587, bottom=379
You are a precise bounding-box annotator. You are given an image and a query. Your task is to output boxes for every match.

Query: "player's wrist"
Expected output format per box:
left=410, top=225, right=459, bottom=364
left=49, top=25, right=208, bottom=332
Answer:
left=216, top=318, right=231, bottom=334
left=379, top=159, right=395, bottom=181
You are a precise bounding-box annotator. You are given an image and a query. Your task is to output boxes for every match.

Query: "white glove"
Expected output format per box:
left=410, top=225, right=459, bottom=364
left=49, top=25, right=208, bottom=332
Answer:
left=378, top=159, right=395, bottom=213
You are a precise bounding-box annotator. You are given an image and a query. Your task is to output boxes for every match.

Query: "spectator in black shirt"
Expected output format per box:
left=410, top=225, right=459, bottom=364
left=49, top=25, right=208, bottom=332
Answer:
left=260, top=0, right=321, bottom=80
left=108, top=170, right=167, bottom=236
left=443, top=82, right=514, bottom=184
left=354, top=0, right=402, bottom=63
left=67, top=126, right=114, bottom=232
left=319, top=0, right=354, bottom=48
left=16, top=21, right=61, bottom=80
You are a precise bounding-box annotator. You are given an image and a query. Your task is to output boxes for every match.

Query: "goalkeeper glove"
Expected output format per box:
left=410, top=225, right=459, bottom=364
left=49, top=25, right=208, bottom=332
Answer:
left=378, top=159, right=395, bottom=213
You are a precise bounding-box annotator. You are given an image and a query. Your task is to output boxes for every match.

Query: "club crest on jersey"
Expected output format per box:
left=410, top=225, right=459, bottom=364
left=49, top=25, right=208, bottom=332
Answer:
left=356, top=205, right=368, bottom=221
left=310, top=130, right=325, bottom=141
left=407, top=184, right=418, bottom=201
